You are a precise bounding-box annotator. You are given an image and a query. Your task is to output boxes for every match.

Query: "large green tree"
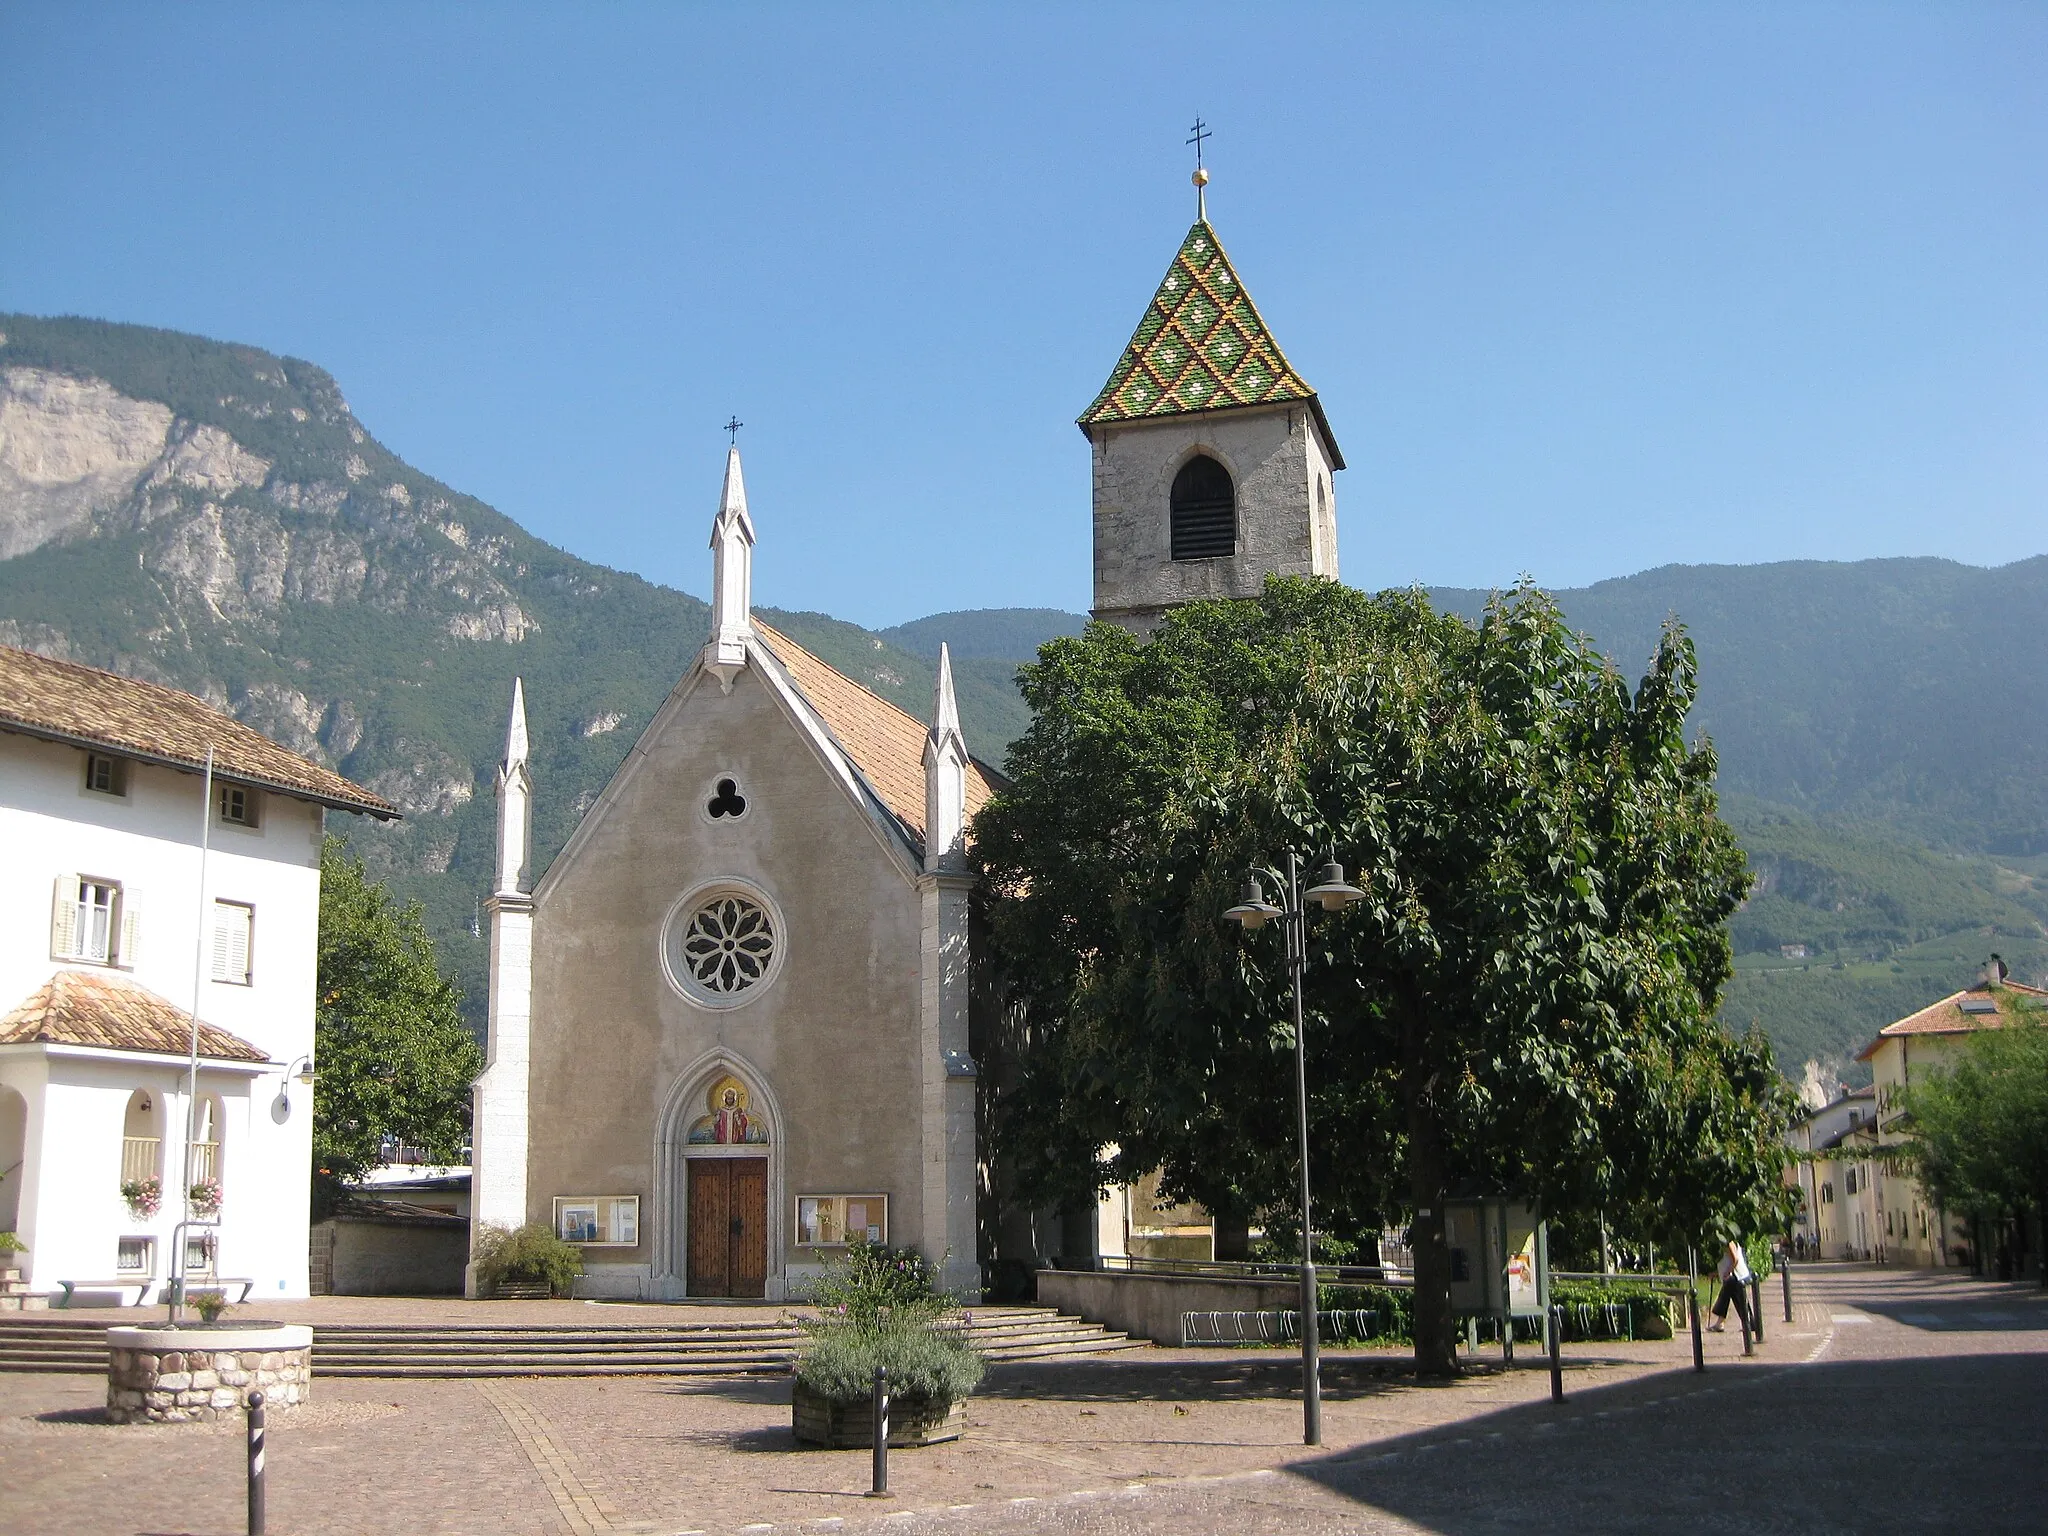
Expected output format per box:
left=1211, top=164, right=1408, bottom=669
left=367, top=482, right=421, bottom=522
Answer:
left=313, top=837, right=481, bottom=1214
left=1902, top=1001, right=2048, bottom=1286
left=975, top=578, right=1797, bottom=1373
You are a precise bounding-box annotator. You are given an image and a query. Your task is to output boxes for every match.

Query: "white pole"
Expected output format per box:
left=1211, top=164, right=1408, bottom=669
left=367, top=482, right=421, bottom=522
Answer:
left=174, top=746, right=214, bottom=1321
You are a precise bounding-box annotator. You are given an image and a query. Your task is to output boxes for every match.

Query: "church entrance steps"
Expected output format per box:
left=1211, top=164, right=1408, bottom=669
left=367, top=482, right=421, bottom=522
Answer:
left=0, top=1306, right=1144, bottom=1376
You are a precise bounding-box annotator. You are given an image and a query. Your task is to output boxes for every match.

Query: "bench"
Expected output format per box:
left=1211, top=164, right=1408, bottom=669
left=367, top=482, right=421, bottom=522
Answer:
left=487, top=1280, right=553, bottom=1300
left=58, top=1276, right=258, bottom=1308
left=55, top=1279, right=152, bottom=1308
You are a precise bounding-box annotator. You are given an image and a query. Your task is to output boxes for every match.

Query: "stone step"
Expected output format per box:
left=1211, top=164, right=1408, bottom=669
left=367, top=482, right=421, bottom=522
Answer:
left=0, top=1308, right=1144, bottom=1376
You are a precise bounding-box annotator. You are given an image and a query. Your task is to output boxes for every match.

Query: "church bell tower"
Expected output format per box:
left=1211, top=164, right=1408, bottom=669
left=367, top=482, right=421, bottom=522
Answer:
left=1079, top=172, right=1344, bottom=634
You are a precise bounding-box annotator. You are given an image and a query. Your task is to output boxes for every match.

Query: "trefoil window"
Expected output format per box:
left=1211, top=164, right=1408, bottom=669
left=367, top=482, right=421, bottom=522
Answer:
left=707, top=778, right=748, bottom=819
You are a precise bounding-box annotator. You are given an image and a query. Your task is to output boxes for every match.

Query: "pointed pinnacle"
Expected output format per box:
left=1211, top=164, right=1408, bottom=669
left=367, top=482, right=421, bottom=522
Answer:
left=932, top=642, right=962, bottom=741
left=505, top=676, right=529, bottom=767
left=711, top=443, right=756, bottom=546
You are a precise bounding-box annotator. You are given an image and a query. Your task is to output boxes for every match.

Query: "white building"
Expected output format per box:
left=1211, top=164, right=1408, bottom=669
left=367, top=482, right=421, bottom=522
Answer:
left=0, top=645, right=394, bottom=1305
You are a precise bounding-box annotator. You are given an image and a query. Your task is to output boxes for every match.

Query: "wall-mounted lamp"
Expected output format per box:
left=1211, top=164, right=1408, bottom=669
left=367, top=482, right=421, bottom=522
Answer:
left=271, top=1056, right=316, bottom=1123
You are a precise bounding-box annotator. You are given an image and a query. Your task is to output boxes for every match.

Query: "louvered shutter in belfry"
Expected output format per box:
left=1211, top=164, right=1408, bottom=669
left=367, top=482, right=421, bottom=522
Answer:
left=51, top=874, right=80, bottom=959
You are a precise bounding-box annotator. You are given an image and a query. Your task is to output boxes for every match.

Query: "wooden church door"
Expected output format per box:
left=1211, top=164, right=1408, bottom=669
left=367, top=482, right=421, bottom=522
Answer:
left=687, top=1158, right=768, bottom=1297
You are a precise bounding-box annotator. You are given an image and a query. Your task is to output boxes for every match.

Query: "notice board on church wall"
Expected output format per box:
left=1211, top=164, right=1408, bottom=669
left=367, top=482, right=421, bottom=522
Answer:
left=796, top=1194, right=887, bottom=1247
left=554, top=1195, right=639, bottom=1246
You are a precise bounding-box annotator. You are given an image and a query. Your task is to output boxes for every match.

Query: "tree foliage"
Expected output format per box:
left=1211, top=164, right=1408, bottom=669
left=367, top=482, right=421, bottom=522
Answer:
left=975, top=578, right=1798, bottom=1372
left=314, top=836, right=481, bottom=1212
left=1901, top=1001, right=2048, bottom=1280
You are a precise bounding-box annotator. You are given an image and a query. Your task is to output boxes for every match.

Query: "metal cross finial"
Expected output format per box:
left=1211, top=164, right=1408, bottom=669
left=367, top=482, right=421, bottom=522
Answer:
left=1186, top=117, right=1211, bottom=220
left=724, top=416, right=744, bottom=445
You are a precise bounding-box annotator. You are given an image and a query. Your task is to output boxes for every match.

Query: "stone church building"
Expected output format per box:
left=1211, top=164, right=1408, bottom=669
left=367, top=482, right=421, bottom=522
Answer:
left=470, top=199, right=1342, bottom=1300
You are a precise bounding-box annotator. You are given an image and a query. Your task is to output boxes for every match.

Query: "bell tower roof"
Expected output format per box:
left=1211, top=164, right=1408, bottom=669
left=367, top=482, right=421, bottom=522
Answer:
left=1078, top=219, right=1342, bottom=468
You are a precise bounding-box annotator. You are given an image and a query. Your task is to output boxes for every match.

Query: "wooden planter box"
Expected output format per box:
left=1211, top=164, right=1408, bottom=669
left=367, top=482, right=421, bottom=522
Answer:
left=791, top=1381, right=967, bottom=1448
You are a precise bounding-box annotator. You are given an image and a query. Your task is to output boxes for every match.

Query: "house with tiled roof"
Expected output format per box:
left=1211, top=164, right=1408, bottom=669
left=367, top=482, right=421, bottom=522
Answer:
left=1849, top=962, right=2047, bottom=1271
left=1786, top=1084, right=1878, bottom=1261
left=470, top=445, right=1003, bottom=1300
left=0, top=649, right=395, bottom=1305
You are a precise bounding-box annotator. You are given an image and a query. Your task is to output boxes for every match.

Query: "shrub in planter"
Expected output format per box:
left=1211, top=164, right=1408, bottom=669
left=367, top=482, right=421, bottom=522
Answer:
left=791, top=1240, right=984, bottom=1446
left=472, top=1222, right=583, bottom=1297
left=191, top=1288, right=229, bottom=1323
left=120, top=1177, right=161, bottom=1218
left=188, top=1179, right=223, bottom=1217
left=795, top=1317, right=986, bottom=1410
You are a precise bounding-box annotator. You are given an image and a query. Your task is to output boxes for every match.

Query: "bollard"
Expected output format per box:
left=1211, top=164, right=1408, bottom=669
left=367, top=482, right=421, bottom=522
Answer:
left=866, top=1366, right=890, bottom=1499
left=1548, top=1304, right=1564, bottom=1403
left=1781, top=1259, right=1793, bottom=1324
left=1739, top=1297, right=1754, bottom=1357
left=1688, top=1287, right=1705, bottom=1374
left=246, top=1389, right=266, bottom=1536
left=1751, top=1278, right=1764, bottom=1343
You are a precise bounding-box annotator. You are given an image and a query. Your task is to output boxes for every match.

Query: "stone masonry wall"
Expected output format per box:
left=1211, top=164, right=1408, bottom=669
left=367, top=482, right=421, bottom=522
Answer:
left=106, top=1341, right=309, bottom=1423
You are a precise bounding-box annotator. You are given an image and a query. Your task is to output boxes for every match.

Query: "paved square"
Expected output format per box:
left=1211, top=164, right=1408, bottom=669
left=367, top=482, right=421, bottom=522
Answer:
left=7, top=1268, right=2040, bottom=1535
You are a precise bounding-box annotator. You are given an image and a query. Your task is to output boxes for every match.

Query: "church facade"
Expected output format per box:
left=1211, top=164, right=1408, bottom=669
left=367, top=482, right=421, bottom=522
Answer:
left=470, top=199, right=1341, bottom=1299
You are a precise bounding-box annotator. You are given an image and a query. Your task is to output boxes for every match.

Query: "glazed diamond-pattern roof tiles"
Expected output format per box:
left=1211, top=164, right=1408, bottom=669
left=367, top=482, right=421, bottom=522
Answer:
left=1080, top=220, right=1318, bottom=428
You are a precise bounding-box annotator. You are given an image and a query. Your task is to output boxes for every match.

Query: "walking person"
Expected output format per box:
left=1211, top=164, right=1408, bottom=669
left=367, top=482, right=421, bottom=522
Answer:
left=1708, top=1237, right=1753, bottom=1334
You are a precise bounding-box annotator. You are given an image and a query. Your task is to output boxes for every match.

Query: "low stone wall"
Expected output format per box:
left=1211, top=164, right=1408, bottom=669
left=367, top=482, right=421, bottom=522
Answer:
left=1036, top=1269, right=1300, bottom=1346
left=105, top=1324, right=313, bottom=1423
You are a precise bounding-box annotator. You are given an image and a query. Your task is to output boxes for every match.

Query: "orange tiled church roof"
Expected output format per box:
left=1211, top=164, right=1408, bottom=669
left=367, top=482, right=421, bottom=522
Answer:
left=0, top=969, right=271, bottom=1062
left=752, top=622, right=1000, bottom=846
left=0, top=644, right=397, bottom=818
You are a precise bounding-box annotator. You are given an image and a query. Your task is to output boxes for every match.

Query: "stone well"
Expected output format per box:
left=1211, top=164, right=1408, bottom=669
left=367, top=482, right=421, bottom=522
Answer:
left=105, top=1324, right=312, bottom=1424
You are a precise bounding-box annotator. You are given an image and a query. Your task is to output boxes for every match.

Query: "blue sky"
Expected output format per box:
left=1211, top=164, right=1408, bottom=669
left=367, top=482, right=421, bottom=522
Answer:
left=4, top=3, right=2043, bottom=628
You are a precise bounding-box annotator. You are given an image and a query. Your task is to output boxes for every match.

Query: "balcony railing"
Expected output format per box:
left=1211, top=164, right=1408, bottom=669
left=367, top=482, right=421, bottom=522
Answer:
left=121, top=1136, right=160, bottom=1185
left=187, top=1141, right=219, bottom=1186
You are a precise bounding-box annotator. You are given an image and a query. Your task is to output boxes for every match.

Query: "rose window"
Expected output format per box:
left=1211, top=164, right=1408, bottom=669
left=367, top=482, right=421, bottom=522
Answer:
left=678, top=894, right=776, bottom=996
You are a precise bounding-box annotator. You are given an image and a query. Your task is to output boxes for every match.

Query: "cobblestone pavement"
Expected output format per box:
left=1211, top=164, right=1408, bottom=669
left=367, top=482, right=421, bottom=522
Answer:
left=6, top=1265, right=2040, bottom=1534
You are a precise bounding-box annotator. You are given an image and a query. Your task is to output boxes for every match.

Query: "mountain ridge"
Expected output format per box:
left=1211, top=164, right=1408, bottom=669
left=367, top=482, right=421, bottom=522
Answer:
left=3, top=311, right=2042, bottom=1080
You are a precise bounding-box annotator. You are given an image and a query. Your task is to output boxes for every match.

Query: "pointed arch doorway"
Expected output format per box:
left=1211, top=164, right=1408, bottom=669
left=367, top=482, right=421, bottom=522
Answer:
left=671, top=1071, right=773, bottom=1298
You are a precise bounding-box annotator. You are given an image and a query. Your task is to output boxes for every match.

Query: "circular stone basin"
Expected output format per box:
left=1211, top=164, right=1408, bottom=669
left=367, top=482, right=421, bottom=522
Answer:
left=106, top=1323, right=313, bottom=1424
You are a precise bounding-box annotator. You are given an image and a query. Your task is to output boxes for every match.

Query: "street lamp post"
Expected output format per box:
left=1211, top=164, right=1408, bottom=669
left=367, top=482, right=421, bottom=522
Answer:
left=1225, top=849, right=1365, bottom=1448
